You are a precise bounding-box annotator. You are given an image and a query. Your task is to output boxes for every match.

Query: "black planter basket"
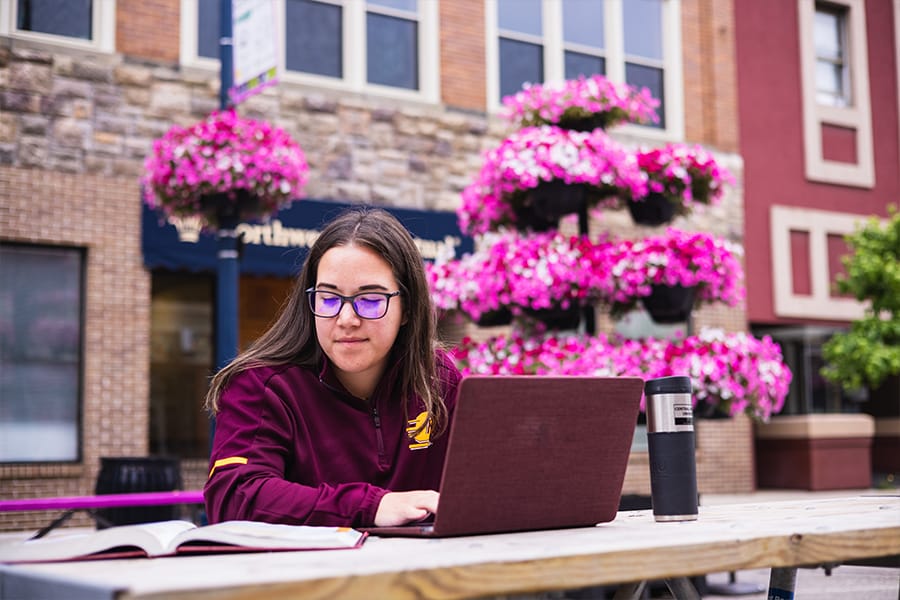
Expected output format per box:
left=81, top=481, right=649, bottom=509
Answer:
left=627, top=192, right=676, bottom=226
left=514, top=181, right=588, bottom=231
left=556, top=114, right=608, bottom=132
left=522, top=304, right=584, bottom=330
left=641, top=284, right=697, bottom=324
left=474, top=307, right=514, bottom=327
left=199, top=189, right=261, bottom=229
left=694, top=400, right=732, bottom=420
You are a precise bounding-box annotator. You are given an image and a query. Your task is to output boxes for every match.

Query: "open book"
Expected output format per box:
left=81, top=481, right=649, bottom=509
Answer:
left=0, top=520, right=367, bottom=564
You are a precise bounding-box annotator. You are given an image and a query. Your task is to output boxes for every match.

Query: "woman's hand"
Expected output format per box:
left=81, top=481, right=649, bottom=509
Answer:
left=374, top=490, right=439, bottom=526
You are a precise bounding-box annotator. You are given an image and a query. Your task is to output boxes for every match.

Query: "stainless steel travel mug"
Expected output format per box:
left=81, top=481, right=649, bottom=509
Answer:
left=645, top=375, right=698, bottom=522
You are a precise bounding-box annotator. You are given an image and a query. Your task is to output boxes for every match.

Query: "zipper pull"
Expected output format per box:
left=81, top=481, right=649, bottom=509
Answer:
left=372, top=406, right=385, bottom=461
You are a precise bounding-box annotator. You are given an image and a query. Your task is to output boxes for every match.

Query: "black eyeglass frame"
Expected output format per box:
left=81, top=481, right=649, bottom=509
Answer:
left=305, top=287, right=402, bottom=320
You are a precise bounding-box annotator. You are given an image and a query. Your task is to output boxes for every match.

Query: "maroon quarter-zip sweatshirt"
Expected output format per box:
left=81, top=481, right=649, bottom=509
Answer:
left=204, top=351, right=461, bottom=527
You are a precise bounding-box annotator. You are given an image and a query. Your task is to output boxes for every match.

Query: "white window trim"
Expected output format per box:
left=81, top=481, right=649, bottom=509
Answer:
left=180, top=0, right=440, bottom=104
left=798, top=0, right=874, bottom=188
left=485, top=0, right=684, bottom=141
left=0, top=0, right=115, bottom=53
left=769, top=205, right=874, bottom=321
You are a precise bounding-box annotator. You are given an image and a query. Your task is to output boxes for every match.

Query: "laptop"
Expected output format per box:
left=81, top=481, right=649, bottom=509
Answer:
left=363, top=375, right=643, bottom=538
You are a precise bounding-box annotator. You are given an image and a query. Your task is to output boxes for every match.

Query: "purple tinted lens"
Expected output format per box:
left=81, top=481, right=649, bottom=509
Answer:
left=354, top=295, right=386, bottom=318
left=315, top=293, right=342, bottom=315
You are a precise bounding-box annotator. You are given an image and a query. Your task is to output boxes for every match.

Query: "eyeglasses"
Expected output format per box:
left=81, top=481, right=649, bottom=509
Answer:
left=306, top=288, right=401, bottom=320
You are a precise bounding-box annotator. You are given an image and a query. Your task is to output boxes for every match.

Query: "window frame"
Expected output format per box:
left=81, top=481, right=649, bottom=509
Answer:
left=180, top=0, right=440, bottom=103
left=0, top=242, right=86, bottom=465
left=486, top=0, right=685, bottom=141
left=813, top=4, right=850, bottom=107
left=798, top=0, right=874, bottom=187
left=0, top=0, right=115, bottom=53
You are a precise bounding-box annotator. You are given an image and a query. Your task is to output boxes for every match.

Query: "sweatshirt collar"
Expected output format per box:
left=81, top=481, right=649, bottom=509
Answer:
left=317, top=358, right=402, bottom=409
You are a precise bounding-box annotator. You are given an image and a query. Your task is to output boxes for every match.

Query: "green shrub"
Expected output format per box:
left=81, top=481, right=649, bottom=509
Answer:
left=822, top=207, right=900, bottom=391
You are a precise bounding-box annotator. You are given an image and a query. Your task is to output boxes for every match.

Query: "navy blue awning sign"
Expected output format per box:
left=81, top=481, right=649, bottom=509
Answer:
left=142, top=199, right=474, bottom=277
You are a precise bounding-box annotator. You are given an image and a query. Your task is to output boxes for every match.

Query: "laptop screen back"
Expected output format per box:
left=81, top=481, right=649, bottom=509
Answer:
left=429, top=375, right=643, bottom=537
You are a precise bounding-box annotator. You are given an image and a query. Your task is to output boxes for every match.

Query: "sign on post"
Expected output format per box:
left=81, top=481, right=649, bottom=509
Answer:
left=230, top=0, right=279, bottom=104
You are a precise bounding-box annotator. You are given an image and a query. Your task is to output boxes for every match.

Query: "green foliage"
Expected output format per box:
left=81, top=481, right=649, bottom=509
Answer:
left=821, top=207, right=900, bottom=390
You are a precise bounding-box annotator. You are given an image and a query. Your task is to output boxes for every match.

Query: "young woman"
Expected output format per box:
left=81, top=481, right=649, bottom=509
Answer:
left=203, top=208, right=461, bottom=527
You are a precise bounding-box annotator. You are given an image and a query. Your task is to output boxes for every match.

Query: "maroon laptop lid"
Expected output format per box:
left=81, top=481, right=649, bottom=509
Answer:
left=367, top=375, right=643, bottom=538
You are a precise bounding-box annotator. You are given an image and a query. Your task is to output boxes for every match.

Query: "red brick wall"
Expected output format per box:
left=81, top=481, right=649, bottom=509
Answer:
left=440, top=0, right=487, bottom=111
left=0, top=167, right=152, bottom=531
left=696, top=415, right=756, bottom=493
left=117, top=0, right=181, bottom=64
left=681, top=0, right=739, bottom=152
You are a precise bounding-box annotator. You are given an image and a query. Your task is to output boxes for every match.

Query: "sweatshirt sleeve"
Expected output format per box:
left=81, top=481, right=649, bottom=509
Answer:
left=204, top=368, right=389, bottom=527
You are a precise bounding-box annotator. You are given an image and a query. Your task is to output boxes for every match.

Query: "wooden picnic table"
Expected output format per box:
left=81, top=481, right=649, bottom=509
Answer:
left=1, top=494, right=897, bottom=599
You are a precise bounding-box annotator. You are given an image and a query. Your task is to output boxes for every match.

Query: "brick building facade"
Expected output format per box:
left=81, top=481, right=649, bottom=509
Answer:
left=1, top=0, right=754, bottom=531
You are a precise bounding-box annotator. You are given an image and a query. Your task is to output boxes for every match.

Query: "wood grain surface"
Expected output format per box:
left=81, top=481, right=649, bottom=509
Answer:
left=1, top=495, right=897, bottom=600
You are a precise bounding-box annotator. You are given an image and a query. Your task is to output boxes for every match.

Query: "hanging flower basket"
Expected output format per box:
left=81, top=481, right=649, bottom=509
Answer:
left=500, top=74, right=660, bottom=131
left=601, top=228, right=745, bottom=319
left=141, top=108, right=309, bottom=231
left=458, top=126, right=646, bottom=235
left=641, top=283, right=698, bottom=323
left=627, top=192, right=677, bottom=226
left=624, top=143, right=735, bottom=224
left=425, top=230, right=613, bottom=325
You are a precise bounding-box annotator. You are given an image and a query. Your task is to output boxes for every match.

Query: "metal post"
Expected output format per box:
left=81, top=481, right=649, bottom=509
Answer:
left=211, top=0, right=237, bottom=447
left=578, top=200, right=596, bottom=335
left=215, top=221, right=240, bottom=373
left=219, top=0, right=234, bottom=111
left=767, top=567, right=797, bottom=600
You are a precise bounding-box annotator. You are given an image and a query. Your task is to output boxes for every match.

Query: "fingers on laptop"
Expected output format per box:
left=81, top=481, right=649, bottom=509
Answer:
left=374, top=490, right=439, bottom=526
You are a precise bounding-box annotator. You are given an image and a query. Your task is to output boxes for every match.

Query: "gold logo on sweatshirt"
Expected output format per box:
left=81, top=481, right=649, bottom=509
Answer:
left=406, top=412, right=432, bottom=450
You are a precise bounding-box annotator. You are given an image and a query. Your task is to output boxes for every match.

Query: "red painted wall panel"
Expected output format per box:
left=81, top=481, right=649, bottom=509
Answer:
left=790, top=230, right=812, bottom=296
left=735, top=0, right=900, bottom=324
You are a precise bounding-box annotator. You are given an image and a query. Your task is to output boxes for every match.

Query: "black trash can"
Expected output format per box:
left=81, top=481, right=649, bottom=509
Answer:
left=94, top=456, right=183, bottom=528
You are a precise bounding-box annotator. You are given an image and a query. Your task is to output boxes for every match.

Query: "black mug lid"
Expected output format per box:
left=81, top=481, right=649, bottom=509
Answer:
left=644, top=375, right=692, bottom=395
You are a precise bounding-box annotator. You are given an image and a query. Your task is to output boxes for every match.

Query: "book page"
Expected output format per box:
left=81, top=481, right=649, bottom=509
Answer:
left=0, top=520, right=196, bottom=563
left=171, top=520, right=366, bottom=552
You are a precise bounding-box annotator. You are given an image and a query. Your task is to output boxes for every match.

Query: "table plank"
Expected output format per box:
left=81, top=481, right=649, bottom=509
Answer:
left=2, top=495, right=897, bottom=600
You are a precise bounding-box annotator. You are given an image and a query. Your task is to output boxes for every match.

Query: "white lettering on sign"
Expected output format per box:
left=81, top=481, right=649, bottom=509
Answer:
left=169, top=217, right=462, bottom=259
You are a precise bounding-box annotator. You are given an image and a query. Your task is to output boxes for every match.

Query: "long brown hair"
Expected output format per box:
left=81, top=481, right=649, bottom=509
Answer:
left=205, top=207, right=449, bottom=436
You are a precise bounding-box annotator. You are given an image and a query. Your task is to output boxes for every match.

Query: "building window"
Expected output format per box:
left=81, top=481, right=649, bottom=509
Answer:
left=1, top=0, right=114, bottom=51
left=799, top=0, right=873, bottom=187
left=497, top=0, right=544, bottom=100
left=814, top=4, right=849, bottom=108
left=366, top=0, right=419, bottom=90
left=563, top=0, right=606, bottom=81
left=623, top=0, right=665, bottom=128
left=752, top=326, right=863, bottom=415
left=150, top=271, right=214, bottom=459
left=285, top=0, right=343, bottom=78
left=186, top=0, right=439, bottom=101
left=16, top=0, right=91, bottom=39
left=0, top=244, right=84, bottom=463
left=489, top=0, right=681, bottom=134
left=197, top=0, right=221, bottom=60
